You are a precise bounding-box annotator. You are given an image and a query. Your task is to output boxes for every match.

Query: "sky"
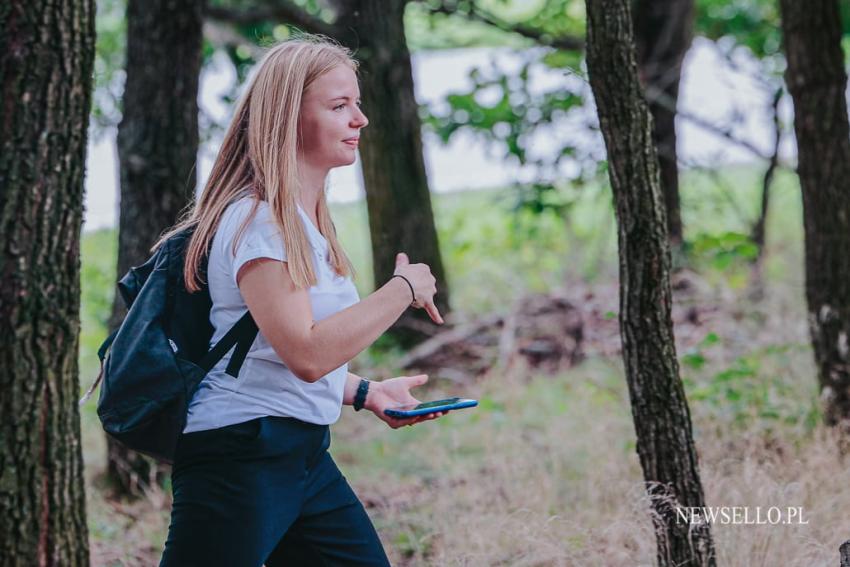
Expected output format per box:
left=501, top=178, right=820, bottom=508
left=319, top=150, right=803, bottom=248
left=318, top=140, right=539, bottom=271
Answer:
left=82, top=38, right=795, bottom=231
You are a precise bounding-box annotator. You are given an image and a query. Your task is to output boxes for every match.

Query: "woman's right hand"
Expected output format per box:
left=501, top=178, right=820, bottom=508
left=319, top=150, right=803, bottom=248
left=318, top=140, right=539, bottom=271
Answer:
left=393, top=252, right=444, bottom=325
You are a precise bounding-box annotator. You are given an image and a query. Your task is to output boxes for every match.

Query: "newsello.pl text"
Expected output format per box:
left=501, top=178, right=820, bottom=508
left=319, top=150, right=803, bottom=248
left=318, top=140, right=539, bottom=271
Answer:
left=676, top=506, right=809, bottom=525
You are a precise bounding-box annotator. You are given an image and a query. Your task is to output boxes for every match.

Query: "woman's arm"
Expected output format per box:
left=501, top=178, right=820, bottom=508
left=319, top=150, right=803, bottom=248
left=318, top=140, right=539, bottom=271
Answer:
left=237, top=256, right=441, bottom=383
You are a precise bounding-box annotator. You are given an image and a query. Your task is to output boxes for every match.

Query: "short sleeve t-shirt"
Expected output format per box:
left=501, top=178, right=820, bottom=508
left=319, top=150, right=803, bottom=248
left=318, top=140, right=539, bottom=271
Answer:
left=183, top=196, right=360, bottom=433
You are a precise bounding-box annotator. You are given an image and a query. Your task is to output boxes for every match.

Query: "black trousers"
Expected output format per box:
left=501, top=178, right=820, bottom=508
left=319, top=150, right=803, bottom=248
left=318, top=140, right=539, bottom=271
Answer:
left=159, top=416, right=391, bottom=566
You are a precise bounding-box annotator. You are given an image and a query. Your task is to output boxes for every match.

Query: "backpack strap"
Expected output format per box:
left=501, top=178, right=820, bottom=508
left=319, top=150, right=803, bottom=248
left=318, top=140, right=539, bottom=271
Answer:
left=98, top=327, right=120, bottom=362
left=198, top=311, right=259, bottom=378
left=81, top=311, right=258, bottom=405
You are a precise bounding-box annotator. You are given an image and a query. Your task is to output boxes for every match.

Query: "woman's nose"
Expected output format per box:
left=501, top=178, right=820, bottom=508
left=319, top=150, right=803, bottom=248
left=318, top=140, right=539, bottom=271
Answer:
left=352, top=108, right=368, bottom=128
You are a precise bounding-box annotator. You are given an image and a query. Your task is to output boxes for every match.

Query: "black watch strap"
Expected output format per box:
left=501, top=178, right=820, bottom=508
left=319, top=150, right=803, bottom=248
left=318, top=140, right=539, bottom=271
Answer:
left=353, top=378, right=370, bottom=411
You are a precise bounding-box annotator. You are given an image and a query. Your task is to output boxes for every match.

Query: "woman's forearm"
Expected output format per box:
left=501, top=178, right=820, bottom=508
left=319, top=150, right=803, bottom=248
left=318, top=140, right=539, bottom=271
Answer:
left=342, top=372, right=364, bottom=406
left=301, top=277, right=412, bottom=381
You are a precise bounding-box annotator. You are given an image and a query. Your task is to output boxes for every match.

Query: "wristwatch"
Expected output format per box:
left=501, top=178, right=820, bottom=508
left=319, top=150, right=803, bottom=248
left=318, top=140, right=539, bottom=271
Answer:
left=353, top=378, right=370, bottom=411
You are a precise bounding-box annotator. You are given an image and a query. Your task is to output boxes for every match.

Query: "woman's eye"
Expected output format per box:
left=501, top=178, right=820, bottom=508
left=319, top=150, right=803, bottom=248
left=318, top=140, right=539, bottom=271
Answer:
left=333, top=104, right=345, bottom=111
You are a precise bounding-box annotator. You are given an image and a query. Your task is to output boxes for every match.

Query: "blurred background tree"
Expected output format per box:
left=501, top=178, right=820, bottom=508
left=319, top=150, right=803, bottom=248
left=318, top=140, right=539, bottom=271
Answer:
left=779, top=0, right=850, bottom=433
left=103, top=0, right=205, bottom=499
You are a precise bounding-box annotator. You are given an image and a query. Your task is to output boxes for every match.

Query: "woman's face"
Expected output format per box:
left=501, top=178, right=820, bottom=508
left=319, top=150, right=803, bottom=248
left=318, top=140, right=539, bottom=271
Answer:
left=298, top=65, right=369, bottom=170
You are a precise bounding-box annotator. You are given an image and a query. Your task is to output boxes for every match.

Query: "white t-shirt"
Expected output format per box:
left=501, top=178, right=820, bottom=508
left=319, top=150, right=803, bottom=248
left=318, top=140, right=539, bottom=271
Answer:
left=183, top=196, right=360, bottom=433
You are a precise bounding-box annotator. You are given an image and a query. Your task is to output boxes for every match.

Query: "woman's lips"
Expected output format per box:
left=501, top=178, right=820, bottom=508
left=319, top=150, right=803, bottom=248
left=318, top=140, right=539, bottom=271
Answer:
left=343, top=138, right=359, bottom=148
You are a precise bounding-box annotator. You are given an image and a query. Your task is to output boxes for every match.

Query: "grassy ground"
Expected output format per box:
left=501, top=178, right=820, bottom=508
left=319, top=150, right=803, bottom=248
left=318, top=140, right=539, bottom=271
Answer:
left=81, top=165, right=850, bottom=566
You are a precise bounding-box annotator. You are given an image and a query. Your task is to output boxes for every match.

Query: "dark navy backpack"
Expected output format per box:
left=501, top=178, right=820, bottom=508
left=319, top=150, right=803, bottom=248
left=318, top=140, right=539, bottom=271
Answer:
left=87, top=227, right=258, bottom=462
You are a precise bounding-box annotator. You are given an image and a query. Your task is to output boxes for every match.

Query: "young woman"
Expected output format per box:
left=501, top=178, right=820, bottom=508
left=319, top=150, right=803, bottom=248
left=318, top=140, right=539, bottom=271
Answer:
left=157, top=36, right=447, bottom=566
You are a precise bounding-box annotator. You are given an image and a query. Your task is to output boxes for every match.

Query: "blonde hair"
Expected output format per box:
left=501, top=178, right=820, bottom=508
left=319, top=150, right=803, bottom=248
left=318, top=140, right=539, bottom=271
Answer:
left=155, top=35, right=358, bottom=292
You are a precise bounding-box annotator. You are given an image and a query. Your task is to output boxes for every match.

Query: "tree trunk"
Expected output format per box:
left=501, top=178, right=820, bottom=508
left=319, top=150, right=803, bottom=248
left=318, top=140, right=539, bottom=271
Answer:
left=841, top=540, right=850, bottom=567
left=633, top=0, right=693, bottom=249
left=107, top=0, right=205, bottom=497
left=334, top=0, right=451, bottom=346
left=748, top=86, right=783, bottom=300
left=0, top=1, right=95, bottom=564
left=751, top=88, right=782, bottom=257
left=780, top=0, right=850, bottom=429
left=585, top=0, right=715, bottom=565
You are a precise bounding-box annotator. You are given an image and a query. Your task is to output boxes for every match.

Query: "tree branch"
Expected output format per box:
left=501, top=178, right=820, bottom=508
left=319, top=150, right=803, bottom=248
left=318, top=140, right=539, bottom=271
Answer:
left=643, top=83, right=771, bottom=160
left=206, top=1, right=339, bottom=38
left=428, top=2, right=584, bottom=51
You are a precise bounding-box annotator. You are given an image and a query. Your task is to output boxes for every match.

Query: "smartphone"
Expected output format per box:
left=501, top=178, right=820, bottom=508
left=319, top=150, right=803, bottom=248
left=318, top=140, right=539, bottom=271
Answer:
left=383, top=397, right=478, bottom=419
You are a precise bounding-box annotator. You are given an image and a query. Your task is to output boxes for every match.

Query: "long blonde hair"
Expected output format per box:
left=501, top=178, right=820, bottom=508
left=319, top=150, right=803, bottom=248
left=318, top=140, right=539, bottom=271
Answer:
left=155, top=35, right=358, bottom=292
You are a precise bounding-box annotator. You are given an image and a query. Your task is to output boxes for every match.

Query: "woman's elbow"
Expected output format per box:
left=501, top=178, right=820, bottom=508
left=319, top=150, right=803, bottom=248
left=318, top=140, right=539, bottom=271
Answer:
left=278, top=351, right=327, bottom=384
left=267, top=335, right=323, bottom=383
left=279, top=353, right=324, bottom=383
left=293, top=364, right=324, bottom=384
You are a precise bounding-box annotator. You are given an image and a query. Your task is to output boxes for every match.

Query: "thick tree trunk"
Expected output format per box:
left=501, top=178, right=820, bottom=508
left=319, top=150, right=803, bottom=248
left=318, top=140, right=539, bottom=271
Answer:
left=633, top=0, right=693, bottom=249
left=334, top=0, right=451, bottom=345
left=107, top=0, right=204, bottom=496
left=0, top=1, right=95, bottom=564
left=585, top=0, right=715, bottom=565
left=780, top=0, right=850, bottom=429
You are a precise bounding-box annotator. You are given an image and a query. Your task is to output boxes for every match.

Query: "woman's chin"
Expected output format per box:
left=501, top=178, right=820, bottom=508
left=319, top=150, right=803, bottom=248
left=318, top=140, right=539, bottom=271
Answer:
left=335, top=153, right=357, bottom=167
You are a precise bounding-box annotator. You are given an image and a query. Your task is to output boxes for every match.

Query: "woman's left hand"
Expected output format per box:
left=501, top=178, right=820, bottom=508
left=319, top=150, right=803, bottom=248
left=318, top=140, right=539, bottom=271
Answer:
left=365, top=374, right=447, bottom=429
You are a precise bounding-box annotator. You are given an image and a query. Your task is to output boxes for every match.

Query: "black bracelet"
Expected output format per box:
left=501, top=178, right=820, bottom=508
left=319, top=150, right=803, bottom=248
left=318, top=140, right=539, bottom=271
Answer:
left=353, top=378, right=370, bottom=411
left=391, top=274, right=416, bottom=304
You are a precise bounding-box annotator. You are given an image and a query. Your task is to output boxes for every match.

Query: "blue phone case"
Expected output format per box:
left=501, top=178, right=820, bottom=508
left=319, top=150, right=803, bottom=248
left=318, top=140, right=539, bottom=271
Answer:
left=383, top=398, right=478, bottom=418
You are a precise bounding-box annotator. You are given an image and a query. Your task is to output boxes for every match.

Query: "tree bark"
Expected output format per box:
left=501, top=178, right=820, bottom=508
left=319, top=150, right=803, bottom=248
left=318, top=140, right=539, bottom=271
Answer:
left=584, top=0, right=715, bottom=565
left=633, top=0, right=693, bottom=248
left=107, top=0, right=205, bottom=496
left=841, top=540, right=850, bottom=567
left=333, top=0, right=451, bottom=345
left=0, top=1, right=95, bottom=565
left=780, top=0, right=850, bottom=429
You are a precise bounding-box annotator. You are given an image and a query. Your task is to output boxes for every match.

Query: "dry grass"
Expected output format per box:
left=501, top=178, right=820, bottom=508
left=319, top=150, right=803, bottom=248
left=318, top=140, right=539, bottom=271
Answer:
left=336, top=361, right=850, bottom=566
left=327, top=276, right=849, bottom=566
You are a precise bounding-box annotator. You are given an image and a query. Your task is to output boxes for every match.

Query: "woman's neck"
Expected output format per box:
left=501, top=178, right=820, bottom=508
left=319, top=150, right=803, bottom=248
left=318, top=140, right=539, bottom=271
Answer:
left=297, top=161, right=328, bottom=215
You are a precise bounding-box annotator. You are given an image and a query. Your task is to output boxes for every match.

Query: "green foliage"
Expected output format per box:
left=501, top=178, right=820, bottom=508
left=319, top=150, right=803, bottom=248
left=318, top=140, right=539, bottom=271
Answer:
left=682, top=337, right=820, bottom=431
left=425, top=60, right=584, bottom=165
left=511, top=182, right=575, bottom=218
left=392, top=526, right=435, bottom=560
left=696, top=0, right=850, bottom=60
left=688, top=230, right=759, bottom=272
left=417, top=0, right=587, bottom=46
left=406, top=2, right=531, bottom=51
left=91, top=0, right=126, bottom=134
left=352, top=333, right=410, bottom=369
left=421, top=48, right=598, bottom=218
left=80, top=228, right=117, bottom=377
left=433, top=187, right=581, bottom=311
left=681, top=332, right=719, bottom=371
left=695, top=0, right=782, bottom=58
